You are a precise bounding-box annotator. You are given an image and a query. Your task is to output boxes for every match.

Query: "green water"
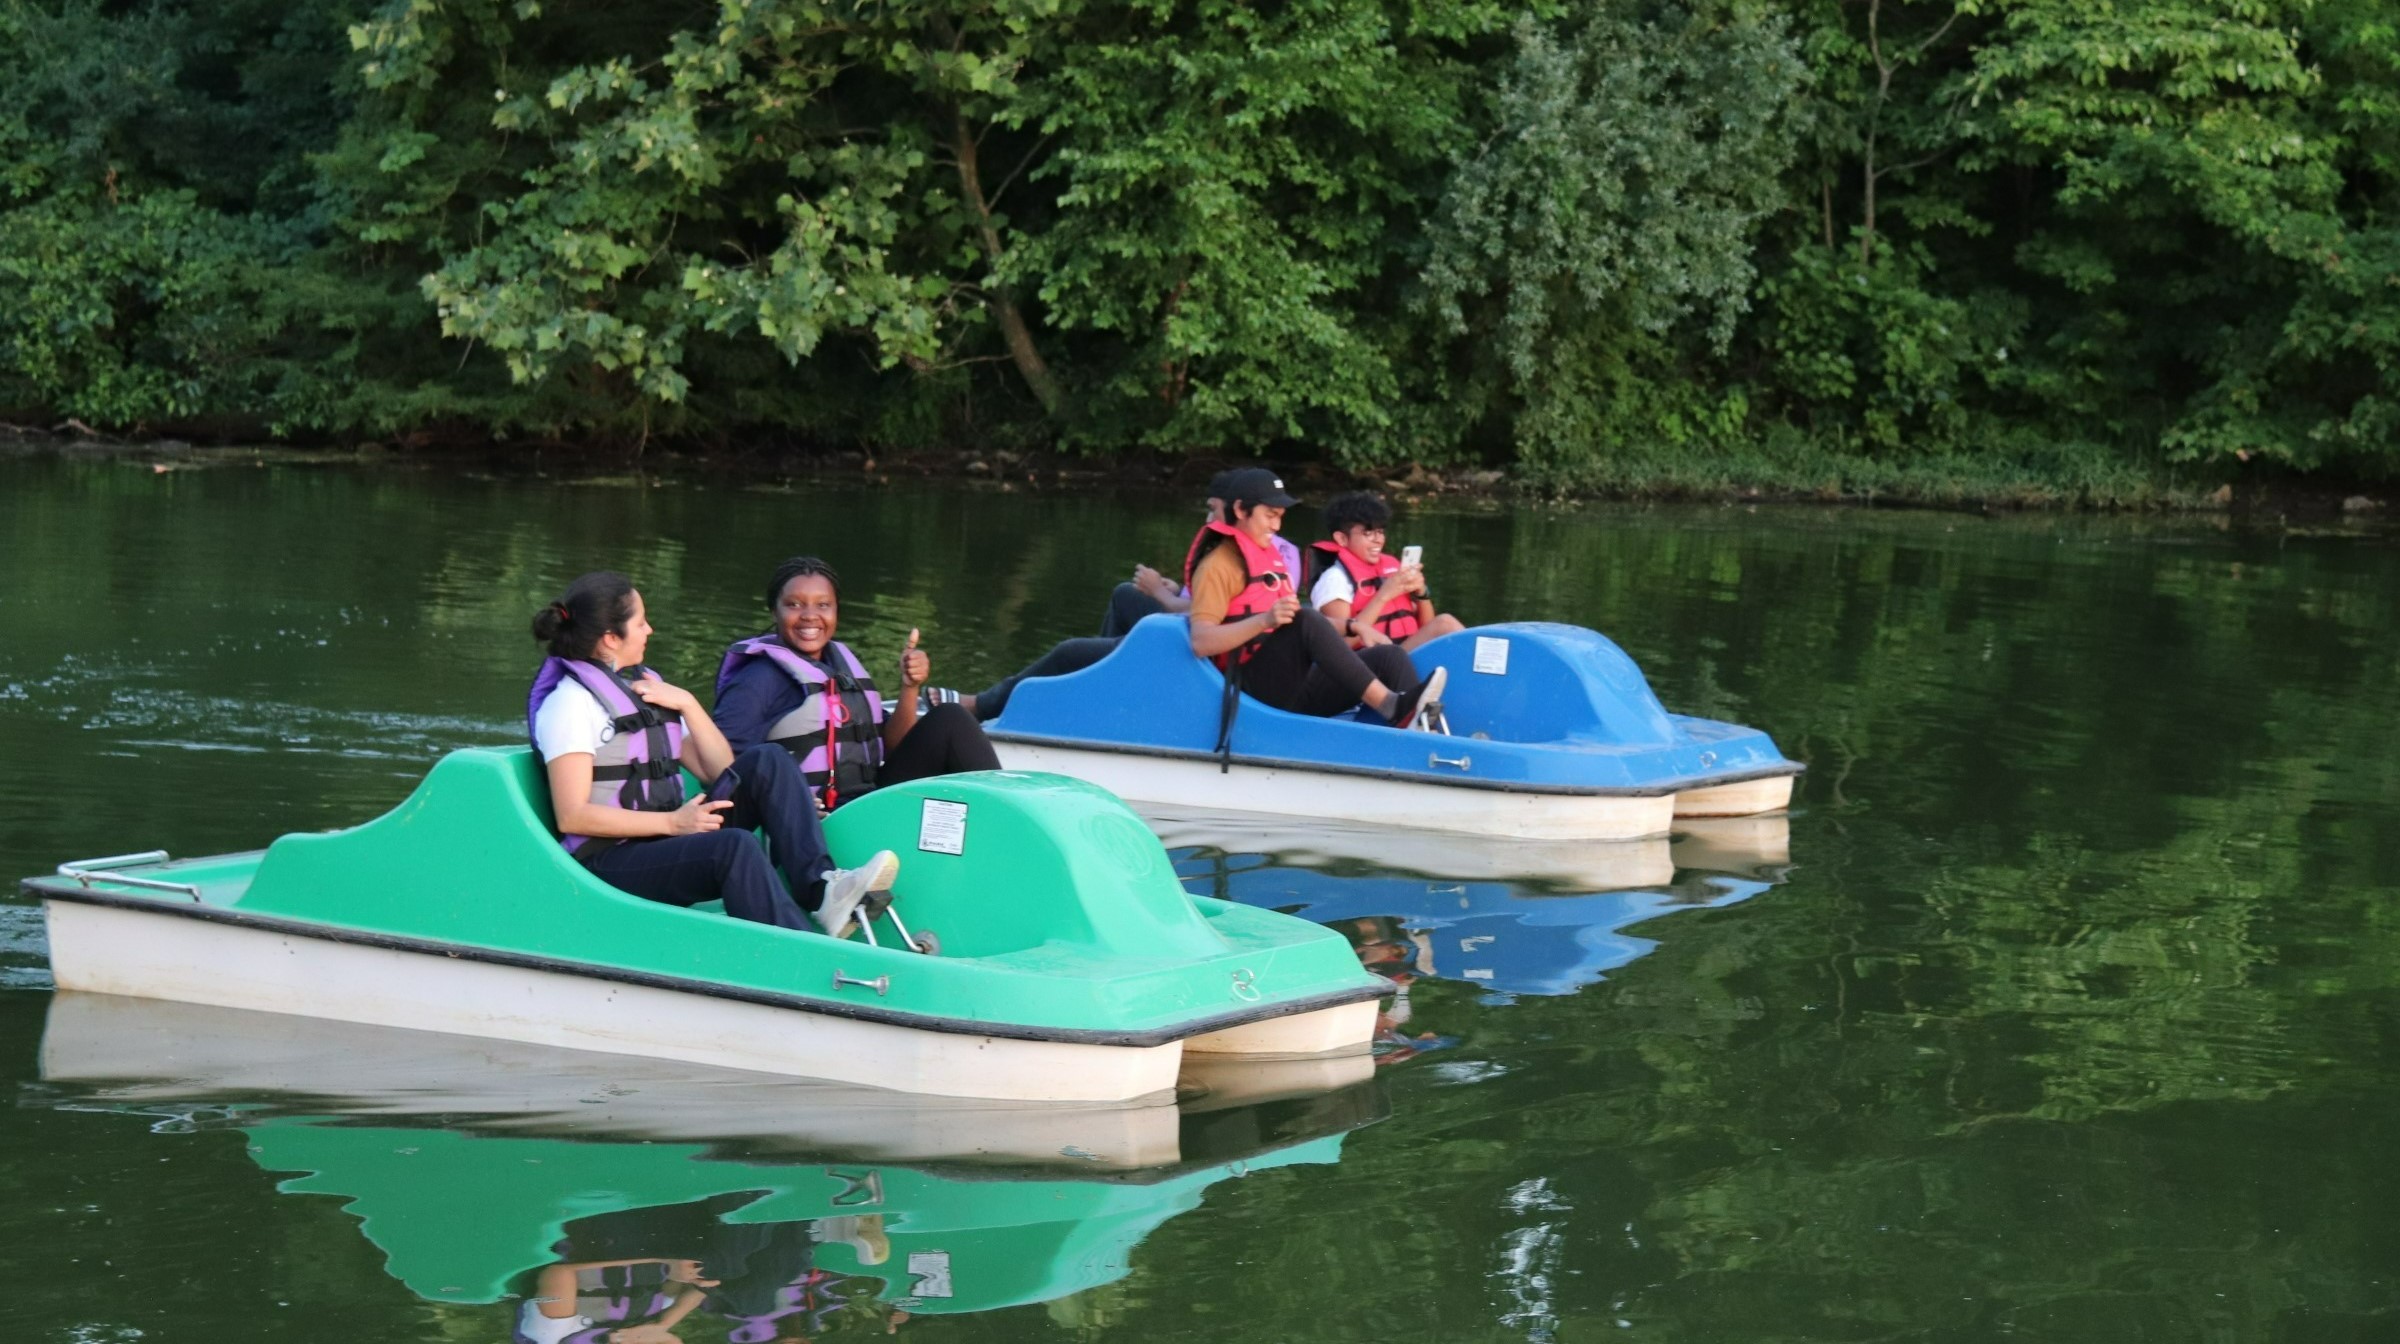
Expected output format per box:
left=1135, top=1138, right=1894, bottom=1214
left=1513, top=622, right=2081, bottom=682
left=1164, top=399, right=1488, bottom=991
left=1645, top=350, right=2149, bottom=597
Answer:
left=5, top=452, right=2398, bottom=1342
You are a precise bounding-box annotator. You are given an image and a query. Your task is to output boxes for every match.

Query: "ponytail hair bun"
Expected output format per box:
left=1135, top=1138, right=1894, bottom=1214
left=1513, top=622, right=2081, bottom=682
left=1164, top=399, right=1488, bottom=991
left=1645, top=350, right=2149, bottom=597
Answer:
left=529, top=602, right=572, bottom=644
left=534, top=572, right=638, bottom=660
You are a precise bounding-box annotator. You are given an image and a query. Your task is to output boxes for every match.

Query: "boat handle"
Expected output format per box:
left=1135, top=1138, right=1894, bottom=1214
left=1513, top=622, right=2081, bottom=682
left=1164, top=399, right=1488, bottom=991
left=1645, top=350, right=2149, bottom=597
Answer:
left=56, top=852, right=203, bottom=901
left=1428, top=752, right=1473, bottom=771
left=833, top=970, right=889, bottom=997
left=825, top=1167, right=884, bottom=1207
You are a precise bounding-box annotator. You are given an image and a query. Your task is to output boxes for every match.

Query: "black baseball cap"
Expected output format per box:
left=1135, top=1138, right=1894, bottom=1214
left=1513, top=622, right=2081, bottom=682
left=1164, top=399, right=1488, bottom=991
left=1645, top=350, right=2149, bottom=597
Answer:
left=1218, top=467, right=1298, bottom=508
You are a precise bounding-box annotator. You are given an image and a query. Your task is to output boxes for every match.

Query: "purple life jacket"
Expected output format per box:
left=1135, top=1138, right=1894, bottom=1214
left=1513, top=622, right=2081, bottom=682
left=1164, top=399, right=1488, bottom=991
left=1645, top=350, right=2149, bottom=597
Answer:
left=716, top=635, right=884, bottom=807
left=527, top=657, right=688, bottom=855
left=722, top=1269, right=844, bottom=1343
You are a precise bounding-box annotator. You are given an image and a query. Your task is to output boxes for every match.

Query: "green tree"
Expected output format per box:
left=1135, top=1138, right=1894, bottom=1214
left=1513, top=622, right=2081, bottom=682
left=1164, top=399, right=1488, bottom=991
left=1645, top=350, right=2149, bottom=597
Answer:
left=1419, top=2, right=1808, bottom=483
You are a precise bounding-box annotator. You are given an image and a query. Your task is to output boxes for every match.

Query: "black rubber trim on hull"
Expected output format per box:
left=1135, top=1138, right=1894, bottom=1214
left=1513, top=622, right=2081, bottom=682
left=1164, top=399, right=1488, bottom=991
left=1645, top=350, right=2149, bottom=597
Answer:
left=23, top=881, right=1387, bottom=1049
left=986, top=730, right=1807, bottom=798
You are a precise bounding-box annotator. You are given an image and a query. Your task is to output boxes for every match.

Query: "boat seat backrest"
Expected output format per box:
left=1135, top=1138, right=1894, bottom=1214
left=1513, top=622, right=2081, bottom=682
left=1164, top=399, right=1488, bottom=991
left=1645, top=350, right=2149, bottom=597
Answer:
left=1410, top=623, right=1677, bottom=746
left=822, top=770, right=1223, bottom=961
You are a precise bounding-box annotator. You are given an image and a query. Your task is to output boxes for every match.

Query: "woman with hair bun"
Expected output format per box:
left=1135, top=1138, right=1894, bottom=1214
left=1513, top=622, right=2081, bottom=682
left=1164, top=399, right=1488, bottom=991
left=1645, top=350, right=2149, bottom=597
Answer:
left=712, top=556, right=1000, bottom=808
left=527, top=571, right=899, bottom=938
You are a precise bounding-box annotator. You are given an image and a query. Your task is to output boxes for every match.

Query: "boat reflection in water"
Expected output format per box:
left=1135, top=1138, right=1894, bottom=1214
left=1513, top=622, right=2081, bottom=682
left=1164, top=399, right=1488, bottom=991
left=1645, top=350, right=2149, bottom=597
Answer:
left=1153, top=810, right=1792, bottom=1005
left=38, top=993, right=1384, bottom=1331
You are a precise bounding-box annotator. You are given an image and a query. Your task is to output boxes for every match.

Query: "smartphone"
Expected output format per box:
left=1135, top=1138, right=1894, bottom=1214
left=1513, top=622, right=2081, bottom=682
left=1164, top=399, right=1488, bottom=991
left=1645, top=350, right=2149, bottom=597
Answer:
left=705, top=766, right=743, bottom=804
left=1400, top=545, right=1423, bottom=568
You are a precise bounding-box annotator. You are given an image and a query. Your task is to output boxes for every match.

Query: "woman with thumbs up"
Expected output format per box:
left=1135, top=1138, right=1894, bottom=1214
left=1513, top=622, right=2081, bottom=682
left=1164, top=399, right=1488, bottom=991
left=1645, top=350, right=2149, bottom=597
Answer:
left=712, top=555, right=1000, bottom=812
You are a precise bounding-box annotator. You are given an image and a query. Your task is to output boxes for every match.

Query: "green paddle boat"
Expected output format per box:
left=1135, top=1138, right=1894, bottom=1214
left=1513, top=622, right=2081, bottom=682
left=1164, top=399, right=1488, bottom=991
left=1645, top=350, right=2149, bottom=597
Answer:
left=23, top=748, right=1386, bottom=1103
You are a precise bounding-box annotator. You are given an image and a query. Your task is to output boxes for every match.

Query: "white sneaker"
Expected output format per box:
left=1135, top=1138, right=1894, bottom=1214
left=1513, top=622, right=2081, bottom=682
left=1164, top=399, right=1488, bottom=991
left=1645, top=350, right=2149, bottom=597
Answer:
left=814, top=849, right=900, bottom=937
left=811, top=1214, right=891, bottom=1265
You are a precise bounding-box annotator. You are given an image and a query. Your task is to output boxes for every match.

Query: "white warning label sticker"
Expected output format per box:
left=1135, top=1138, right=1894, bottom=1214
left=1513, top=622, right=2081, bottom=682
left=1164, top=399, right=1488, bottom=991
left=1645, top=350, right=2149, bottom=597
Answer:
left=918, top=799, right=967, bottom=855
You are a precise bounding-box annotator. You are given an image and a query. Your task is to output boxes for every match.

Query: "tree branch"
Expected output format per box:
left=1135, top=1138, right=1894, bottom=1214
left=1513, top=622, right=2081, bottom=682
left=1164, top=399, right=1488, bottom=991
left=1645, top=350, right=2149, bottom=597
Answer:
left=986, top=132, right=1053, bottom=213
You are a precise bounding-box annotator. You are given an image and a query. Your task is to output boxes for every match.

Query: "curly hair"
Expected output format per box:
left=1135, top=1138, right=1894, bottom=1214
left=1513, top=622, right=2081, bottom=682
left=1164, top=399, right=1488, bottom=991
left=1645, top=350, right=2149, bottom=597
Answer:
left=1322, top=491, right=1393, bottom=537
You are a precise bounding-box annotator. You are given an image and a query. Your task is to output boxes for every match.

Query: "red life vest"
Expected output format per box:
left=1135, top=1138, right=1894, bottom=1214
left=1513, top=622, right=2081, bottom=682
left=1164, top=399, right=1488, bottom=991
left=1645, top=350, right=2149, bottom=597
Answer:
left=1311, top=540, right=1422, bottom=644
left=1185, top=521, right=1292, bottom=668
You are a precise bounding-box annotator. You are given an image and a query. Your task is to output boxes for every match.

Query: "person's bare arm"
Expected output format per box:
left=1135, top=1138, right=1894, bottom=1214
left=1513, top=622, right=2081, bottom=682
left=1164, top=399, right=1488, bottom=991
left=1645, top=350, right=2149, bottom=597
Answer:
left=1352, top=567, right=1418, bottom=630
left=626, top=677, right=732, bottom=782
left=883, top=628, right=927, bottom=751
left=1135, top=564, right=1194, bottom=613
left=1190, top=605, right=1288, bottom=658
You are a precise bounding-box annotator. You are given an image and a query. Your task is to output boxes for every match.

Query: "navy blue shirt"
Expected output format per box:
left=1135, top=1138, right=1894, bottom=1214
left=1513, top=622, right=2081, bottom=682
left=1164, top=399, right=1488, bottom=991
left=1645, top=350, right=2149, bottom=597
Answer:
left=711, top=654, right=805, bottom=755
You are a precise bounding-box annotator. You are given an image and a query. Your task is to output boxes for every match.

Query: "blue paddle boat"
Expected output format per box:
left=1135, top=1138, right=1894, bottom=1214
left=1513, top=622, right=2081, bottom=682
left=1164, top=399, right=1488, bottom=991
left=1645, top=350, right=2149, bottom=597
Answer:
left=986, top=619, right=1802, bottom=840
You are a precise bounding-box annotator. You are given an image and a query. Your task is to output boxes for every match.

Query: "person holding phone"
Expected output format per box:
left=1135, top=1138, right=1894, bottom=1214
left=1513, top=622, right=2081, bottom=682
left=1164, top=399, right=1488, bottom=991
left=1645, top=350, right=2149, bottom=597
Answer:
left=528, top=570, right=899, bottom=939
left=1186, top=470, right=1445, bottom=727
left=1308, top=491, right=1466, bottom=652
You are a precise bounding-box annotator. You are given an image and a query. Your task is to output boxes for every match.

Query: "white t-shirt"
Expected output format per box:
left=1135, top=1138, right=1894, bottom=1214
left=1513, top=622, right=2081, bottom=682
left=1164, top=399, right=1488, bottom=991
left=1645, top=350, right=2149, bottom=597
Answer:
left=1310, top=565, right=1358, bottom=611
left=532, top=680, right=614, bottom=762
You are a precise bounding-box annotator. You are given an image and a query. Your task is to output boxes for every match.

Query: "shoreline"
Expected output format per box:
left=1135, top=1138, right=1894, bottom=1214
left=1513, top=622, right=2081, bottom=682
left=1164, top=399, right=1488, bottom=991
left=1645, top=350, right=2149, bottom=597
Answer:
left=5, top=424, right=2391, bottom=526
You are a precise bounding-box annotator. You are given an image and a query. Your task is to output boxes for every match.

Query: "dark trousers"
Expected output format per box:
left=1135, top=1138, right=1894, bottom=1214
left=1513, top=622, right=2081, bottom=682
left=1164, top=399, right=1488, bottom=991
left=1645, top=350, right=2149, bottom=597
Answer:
left=1235, top=606, right=1419, bottom=717
left=584, top=744, right=834, bottom=926
left=880, top=703, right=1001, bottom=783
left=1101, top=583, right=1167, bottom=637
left=970, top=637, right=1120, bottom=720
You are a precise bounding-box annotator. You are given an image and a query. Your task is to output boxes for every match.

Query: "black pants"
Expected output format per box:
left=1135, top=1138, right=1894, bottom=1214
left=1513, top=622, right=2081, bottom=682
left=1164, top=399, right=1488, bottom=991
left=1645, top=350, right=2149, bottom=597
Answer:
left=880, top=703, right=1001, bottom=784
left=970, top=637, right=1120, bottom=720
left=1101, top=582, right=1167, bottom=637
left=1234, top=606, right=1418, bottom=717
left=583, top=743, right=833, bottom=925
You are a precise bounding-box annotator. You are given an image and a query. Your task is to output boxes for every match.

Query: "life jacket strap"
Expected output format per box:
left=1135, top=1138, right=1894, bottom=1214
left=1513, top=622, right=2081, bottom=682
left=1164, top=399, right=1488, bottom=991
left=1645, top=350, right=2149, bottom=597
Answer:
left=1215, top=658, right=1244, bottom=774
left=592, top=757, right=683, bottom=783
left=569, top=836, right=631, bottom=866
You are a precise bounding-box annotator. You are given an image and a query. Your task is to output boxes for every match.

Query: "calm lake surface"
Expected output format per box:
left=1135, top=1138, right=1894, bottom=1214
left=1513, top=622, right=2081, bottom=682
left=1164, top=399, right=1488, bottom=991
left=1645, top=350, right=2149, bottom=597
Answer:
left=4, top=451, right=2398, bottom=1342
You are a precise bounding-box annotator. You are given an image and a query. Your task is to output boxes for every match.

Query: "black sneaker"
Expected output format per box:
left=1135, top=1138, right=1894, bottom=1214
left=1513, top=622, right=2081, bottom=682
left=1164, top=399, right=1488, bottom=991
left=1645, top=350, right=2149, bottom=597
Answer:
left=1383, top=665, right=1448, bottom=730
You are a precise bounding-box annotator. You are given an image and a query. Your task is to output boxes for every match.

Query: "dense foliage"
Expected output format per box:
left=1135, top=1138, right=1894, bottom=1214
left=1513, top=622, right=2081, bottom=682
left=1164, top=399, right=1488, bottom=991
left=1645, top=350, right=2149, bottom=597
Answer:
left=5, top=0, right=2399, bottom=485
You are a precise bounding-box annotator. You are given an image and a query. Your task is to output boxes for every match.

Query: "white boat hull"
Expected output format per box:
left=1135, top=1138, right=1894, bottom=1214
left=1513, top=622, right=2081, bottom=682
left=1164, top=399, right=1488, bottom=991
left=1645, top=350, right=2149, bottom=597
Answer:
left=992, top=741, right=1686, bottom=841
left=44, top=899, right=1363, bottom=1105
left=1142, top=806, right=1682, bottom=887
left=39, top=991, right=1189, bottom=1167
left=1182, top=999, right=1380, bottom=1058
left=1673, top=773, right=1795, bottom=817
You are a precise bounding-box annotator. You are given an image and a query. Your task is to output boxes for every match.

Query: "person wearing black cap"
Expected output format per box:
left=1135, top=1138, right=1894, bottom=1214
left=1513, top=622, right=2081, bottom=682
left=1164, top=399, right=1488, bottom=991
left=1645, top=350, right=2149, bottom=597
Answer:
left=921, top=464, right=1296, bottom=721
left=1097, top=465, right=1307, bottom=638
left=1186, top=468, right=1445, bottom=727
